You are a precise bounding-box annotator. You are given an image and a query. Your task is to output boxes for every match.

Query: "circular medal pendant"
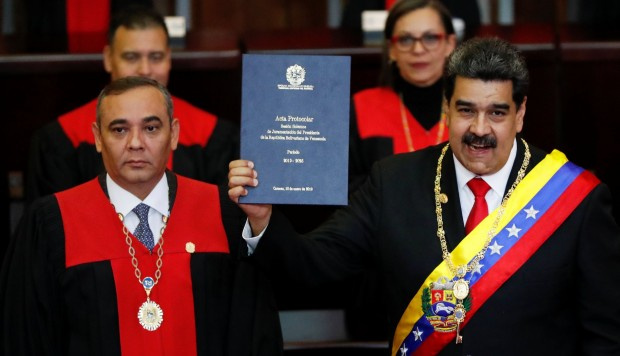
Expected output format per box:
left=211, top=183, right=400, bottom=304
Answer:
left=452, top=279, right=470, bottom=300
left=454, top=304, right=466, bottom=323
left=142, top=277, right=155, bottom=289
left=138, top=300, right=163, bottom=331
left=456, top=266, right=467, bottom=278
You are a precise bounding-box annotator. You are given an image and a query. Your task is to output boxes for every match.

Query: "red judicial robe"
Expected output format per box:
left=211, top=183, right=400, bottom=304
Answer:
left=349, top=87, right=448, bottom=191
left=26, top=96, right=239, bottom=201
left=1, top=172, right=282, bottom=356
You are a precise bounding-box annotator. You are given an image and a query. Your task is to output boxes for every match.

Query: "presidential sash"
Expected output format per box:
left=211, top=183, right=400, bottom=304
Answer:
left=392, top=150, right=600, bottom=356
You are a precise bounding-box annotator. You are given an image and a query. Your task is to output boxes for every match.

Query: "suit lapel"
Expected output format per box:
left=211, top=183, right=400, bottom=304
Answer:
left=503, top=138, right=545, bottom=195
left=504, top=138, right=525, bottom=194
left=165, top=170, right=178, bottom=211
left=441, top=150, right=466, bottom=250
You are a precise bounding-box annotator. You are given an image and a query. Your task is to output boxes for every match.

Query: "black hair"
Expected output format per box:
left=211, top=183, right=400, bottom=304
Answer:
left=107, top=5, right=169, bottom=46
left=444, top=37, right=529, bottom=107
left=96, top=76, right=173, bottom=127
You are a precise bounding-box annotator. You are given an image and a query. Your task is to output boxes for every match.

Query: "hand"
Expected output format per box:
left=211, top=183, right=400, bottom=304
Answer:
left=228, top=159, right=273, bottom=235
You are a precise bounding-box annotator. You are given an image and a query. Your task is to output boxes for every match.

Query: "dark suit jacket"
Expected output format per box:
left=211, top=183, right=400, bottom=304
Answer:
left=254, top=140, right=620, bottom=355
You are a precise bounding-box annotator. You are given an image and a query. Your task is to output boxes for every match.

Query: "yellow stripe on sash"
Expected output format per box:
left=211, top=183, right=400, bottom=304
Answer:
left=392, top=150, right=569, bottom=355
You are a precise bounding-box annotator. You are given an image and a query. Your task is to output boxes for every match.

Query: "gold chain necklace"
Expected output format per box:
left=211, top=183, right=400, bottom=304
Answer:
left=398, top=93, right=446, bottom=152
left=118, top=212, right=168, bottom=331
left=433, top=138, right=530, bottom=343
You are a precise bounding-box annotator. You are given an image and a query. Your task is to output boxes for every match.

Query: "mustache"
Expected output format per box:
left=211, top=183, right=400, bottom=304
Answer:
left=462, top=133, right=497, bottom=148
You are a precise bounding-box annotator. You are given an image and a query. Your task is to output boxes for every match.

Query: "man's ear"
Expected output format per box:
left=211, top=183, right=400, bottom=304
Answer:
left=444, top=33, right=457, bottom=57
left=103, top=45, right=112, bottom=74
left=443, top=97, right=451, bottom=127
left=516, top=96, right=527, bottom=133
left=92, top=122, right=103, bottom=153
left=170, top=118, right=180, bottom=151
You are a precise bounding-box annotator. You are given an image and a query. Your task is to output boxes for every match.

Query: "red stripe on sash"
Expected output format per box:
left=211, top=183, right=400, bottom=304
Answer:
left=465, top=171, right=599, bottom=326
left=412, top=170, right=600, bottom=355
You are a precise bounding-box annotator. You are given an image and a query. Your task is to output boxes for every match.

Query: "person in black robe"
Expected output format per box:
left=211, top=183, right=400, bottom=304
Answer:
left=1, top=77, right=281, bottom=356
left=26, top=5, right=239, bottom=203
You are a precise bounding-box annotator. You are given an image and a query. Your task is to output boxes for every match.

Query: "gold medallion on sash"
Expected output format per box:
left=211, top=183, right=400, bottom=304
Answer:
left=422, top=276, right=471, bottom=333
left=432, top=140, right=531, bottom=343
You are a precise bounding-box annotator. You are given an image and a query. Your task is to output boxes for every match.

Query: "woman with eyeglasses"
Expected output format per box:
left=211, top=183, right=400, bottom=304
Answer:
left=349, top=0, right=457, bottom=190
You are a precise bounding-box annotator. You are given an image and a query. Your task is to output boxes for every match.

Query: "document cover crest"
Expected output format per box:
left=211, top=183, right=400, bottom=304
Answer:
left=240, top=54, right=350, bottom=205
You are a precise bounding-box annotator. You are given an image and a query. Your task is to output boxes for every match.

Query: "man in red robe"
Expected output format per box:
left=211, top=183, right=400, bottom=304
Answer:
left=26, top=6, right=238, bottom=201
left=1, top=77, right=281, bottom=356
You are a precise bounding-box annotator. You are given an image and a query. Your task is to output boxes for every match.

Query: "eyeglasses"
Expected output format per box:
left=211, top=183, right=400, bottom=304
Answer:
left=390, top=33, right=446, bottom=52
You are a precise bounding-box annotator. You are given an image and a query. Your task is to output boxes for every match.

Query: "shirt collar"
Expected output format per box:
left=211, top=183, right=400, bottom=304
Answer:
left=107, top=173, right=170, bottom=217
left=453, top=138, right=518, bottom=197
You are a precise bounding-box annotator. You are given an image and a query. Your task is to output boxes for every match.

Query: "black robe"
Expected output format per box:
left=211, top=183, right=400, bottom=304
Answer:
left=1, top=172, right=282, bottom=356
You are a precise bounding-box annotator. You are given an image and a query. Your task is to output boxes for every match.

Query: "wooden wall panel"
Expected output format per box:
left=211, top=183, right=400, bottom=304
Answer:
left=514, top=1, right=556, bottom=24
left=287, top=0, right=327, bottom=29
left=191, top=0, right=244, bottom=32
left=191, top=0, right=326, bottom=33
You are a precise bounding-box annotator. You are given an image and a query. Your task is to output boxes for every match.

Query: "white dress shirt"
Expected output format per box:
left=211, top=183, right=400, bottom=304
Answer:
left=453, top=138, right=517, bottom=224
left=107, top=173, right=170, bottom=245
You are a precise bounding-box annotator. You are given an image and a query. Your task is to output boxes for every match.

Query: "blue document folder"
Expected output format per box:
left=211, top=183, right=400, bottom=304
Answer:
left=240, top=54, right=350, bottom=205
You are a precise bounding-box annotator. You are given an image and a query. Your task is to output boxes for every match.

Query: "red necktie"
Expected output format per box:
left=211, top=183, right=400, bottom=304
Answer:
left=465, top=178, right=491, bottom=235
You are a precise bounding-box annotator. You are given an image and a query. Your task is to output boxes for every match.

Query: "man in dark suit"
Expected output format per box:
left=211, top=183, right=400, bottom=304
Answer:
left=228, top=37, right=620, bottom=355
